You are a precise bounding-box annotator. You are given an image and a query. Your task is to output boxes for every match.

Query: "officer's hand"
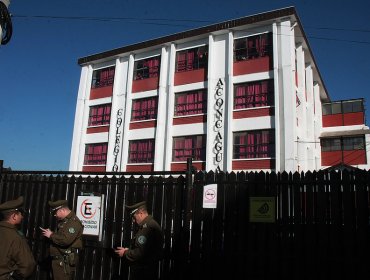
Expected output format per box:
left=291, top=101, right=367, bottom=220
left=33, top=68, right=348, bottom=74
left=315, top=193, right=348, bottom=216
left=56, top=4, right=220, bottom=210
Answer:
left=41, top=228, right=53, bottom=238
left=114, top=247, right=128, bottom=257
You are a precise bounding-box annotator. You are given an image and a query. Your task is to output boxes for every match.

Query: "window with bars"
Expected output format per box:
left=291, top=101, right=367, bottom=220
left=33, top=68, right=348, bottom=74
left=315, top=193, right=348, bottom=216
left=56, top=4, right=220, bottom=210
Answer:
left=91, top=66, right=115, bottom=88
left=233, top=130, right=275, bottom=159
left=84, top=143, right=108, bottom=165
left=234, top=33, right=272, bottom=62
left=172, top=135, right=206, bottom=162
left=176, top=46, right=208, bottom=72
left=133, top=56, right=161, bottom=80
left=174, top=89, right=207, bottom=116
left=128, top=139, right=155, bottom=163
left=131, top=97, right=158, bottom=121
left=234, top=80, right=274, bottom=109
left=321, top=136, right=365, bottom=152
left=88, top=104, right=112, bottom=126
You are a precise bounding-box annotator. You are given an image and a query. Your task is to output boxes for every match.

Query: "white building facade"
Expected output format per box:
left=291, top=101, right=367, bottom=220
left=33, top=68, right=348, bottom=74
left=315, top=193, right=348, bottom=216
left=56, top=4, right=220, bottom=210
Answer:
left=69, top=7, right=370, bottom=173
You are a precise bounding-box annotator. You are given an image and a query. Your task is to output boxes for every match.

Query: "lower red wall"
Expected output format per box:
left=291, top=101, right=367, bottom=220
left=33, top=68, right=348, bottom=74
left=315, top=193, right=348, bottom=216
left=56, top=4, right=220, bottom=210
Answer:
left=82, top=166, right=106, bottom=172
left=321, top=150, right=366, bottom=166
left=232, top=159, right=275, bottom=170
left=126, top=164, right=154, bottom=172
left=171, top=162, right=205, bottom=171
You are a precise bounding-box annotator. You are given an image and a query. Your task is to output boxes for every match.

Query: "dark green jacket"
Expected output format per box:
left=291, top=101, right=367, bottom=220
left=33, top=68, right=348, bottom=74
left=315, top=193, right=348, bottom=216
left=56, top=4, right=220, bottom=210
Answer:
left=125, top=215, right=164, bottom=266
left=0, top=221, right=36, bottom=279
left=50, top=211, right=84, bottom=256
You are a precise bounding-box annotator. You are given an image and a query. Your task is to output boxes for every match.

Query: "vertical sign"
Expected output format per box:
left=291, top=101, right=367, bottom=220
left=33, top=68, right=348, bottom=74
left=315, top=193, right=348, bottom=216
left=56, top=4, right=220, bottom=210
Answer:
left=76, top=195, right=102, bottom=236
left=112, top=109, right=123, bottom=171
left=213, top=79, right=224, bottom=172
left=203, top=184, right=217, bottom=208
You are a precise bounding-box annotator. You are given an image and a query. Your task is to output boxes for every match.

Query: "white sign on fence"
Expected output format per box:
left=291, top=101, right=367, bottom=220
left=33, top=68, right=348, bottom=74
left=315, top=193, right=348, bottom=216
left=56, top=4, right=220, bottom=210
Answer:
left=76, top=195, right=103, bottom=237
left=203, top=184, right=217, bottom=208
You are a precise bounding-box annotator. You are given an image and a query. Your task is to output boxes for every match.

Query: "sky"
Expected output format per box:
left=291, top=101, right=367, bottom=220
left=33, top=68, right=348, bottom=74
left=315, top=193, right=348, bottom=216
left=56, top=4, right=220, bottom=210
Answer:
left=0, top=0, right=369, bottom=170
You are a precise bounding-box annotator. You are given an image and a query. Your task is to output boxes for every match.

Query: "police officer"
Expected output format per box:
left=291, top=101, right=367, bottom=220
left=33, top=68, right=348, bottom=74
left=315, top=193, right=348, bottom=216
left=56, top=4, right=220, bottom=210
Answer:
left=41, top=200, right=83, bottom=280
left=0, top=196, right=36, bottom=279
left=115, top=201, right=164, bottom=280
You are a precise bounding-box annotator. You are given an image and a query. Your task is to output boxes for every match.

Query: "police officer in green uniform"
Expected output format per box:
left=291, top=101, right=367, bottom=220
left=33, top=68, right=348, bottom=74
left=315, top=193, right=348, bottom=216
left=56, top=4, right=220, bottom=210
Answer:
left=0, top=196, right=36, bottom=280
left=40, top=200, right=83, bottom=280
left=115, top=201, right=164, bottom=280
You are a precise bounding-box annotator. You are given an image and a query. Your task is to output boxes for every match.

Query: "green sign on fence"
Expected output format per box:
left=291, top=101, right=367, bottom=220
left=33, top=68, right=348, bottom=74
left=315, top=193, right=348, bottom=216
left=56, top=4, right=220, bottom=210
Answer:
left=249, top=196, right=276, bottom=223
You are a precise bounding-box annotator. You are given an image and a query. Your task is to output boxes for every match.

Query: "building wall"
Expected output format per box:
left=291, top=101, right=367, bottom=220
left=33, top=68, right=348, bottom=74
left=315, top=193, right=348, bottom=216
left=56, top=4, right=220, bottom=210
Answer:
left=69, top=16, right=351, bottom=173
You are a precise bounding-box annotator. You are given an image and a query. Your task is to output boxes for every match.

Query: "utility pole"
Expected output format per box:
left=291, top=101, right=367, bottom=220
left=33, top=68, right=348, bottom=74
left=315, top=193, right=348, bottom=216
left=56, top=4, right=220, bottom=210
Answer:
left=0, top=0, right=12, bottom=45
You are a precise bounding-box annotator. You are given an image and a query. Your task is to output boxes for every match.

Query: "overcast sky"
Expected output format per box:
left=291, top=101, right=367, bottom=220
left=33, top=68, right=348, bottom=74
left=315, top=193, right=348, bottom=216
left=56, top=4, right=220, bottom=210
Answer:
left=1, top=0, right=369, bottom=170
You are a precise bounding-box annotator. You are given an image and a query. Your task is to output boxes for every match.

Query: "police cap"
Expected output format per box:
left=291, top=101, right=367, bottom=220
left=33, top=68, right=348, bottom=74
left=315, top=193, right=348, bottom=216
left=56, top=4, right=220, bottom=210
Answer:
left=125, top=201, right=146, bottom=215
left=0, top=196, right=24, bottom=213
left=48, top=200, right=68, bottom=212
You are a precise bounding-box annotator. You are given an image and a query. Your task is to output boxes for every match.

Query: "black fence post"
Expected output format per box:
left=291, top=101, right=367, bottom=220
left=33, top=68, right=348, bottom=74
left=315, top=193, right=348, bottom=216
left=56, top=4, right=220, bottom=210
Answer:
left=0, top=160, right=3, bottom=174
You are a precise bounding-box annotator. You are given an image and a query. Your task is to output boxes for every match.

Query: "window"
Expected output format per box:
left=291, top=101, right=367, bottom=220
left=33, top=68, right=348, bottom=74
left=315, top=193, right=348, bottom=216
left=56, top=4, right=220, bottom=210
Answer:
left=176, top=46, right=208, bottom=72
left=91, top=66, right=115, bottom=88
left=234, top=33, right=272, bottom=62
left=343, top=137, right=365, bottom=150
left=322, top=99, right=363, bottom=115
left=128, top=139, right=155, bottom=163
left=233, top=130, right=275, bottom=159
left=173, top=135, right=206, bottom=161
left=131, top=97, right=158, bottom=121
left=322, top=136, right=365, bottom=152
left=84, top=143, right=108, bottom=165
left=133, top=56, right=160, bottom=80
left=321, top=138, right=341, bottom=152
left=234, top=80, right=274, bottom=109
left=342, top=100, right=363, bottom=113
left=174, top=90, right=207, bottom=116
left=88, top=104, right=111, bottom=126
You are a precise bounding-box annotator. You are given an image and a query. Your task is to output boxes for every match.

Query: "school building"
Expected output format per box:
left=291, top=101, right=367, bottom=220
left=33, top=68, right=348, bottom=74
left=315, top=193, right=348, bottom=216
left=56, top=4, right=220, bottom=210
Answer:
left=69, top=6, right=370, bottom=173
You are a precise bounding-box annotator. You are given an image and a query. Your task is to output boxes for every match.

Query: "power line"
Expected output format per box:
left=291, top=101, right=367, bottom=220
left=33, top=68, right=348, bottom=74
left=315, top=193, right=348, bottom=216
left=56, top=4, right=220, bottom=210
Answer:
left=11, top=14, right=370, bottom=45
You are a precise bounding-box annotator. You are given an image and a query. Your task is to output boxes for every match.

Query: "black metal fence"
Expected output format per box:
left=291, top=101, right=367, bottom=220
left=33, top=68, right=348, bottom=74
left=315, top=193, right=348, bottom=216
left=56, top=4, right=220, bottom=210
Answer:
left=1, top=160, right=370, bottom=280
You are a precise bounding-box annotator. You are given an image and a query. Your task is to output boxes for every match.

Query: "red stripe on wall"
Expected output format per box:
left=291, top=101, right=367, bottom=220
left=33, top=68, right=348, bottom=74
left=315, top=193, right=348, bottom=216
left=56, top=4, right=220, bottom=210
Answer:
left=82, top=166, right=106, bottom=172
left=86, top=126, right=110, bottom=134
left=171, top=162, right=205, bottom=171
left=132, top=77, right=159, bottom=93
left=233, top=107, right=274, bottom=119
left=129, top=120, right=157, bottom=130
left=173, top=115, right=207, bottom=125
left=90, top=86, right=113, bottom=100
left=321, top=150, right=366, bottom=166
left=174, top=69, right=207, bottom=86
left=233, top=56, right=272, bottom=76
left=232, top=159, right=275, bottom=170
left=322, top=112, right=364, bottom=127
left=126, top=164, right=154, bottom=172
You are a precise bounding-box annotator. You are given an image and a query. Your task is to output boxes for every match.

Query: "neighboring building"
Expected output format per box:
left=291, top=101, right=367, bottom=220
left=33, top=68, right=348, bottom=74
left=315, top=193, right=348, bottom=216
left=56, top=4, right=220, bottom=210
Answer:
left=69, top=6, right=370, bottom=173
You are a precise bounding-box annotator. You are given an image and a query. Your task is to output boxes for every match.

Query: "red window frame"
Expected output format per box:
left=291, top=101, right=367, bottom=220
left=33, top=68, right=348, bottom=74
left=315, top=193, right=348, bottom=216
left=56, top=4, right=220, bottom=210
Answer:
left=172, top=135, right=206, bottom=162
left=84, top=143, right=108, bottom=165
left=91, top=66, right=115, bottom=89
left=131, top=97, right=158, bottom=121
left=128, top=139, right=155, bottom=163
left=88, top=103, right=112, bottom=126
left=233, top=130, right=275, bottom=159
